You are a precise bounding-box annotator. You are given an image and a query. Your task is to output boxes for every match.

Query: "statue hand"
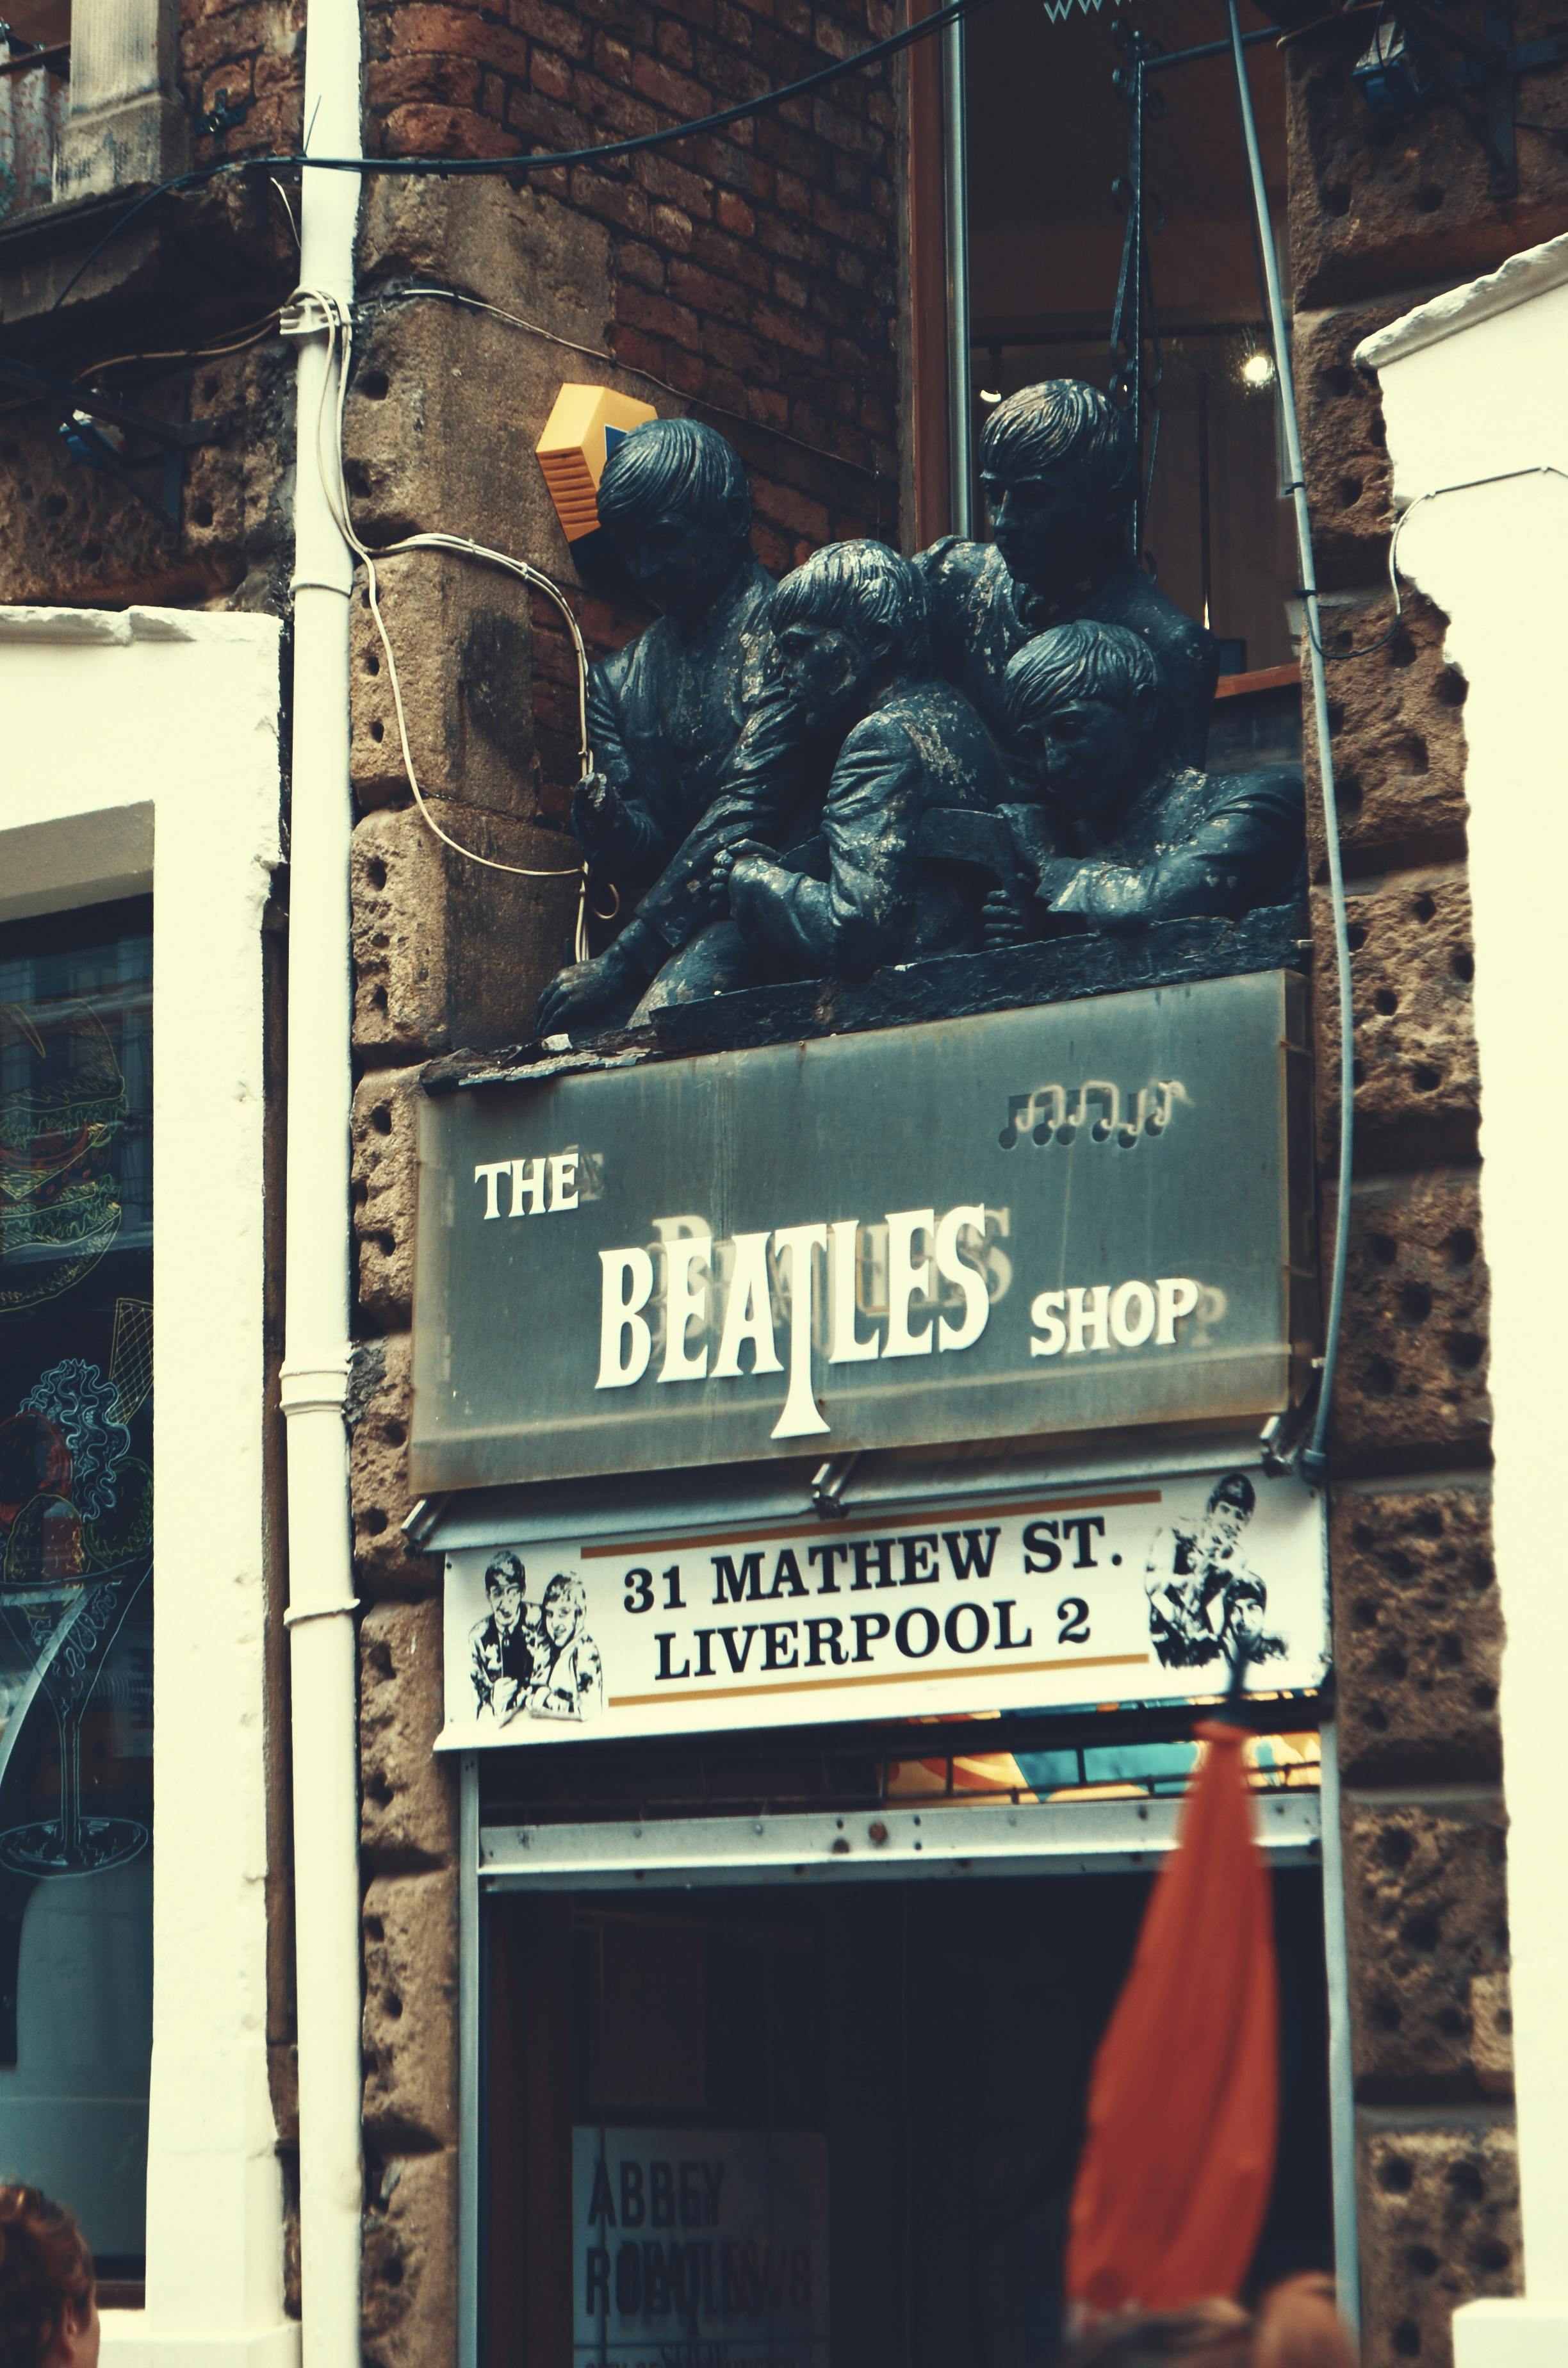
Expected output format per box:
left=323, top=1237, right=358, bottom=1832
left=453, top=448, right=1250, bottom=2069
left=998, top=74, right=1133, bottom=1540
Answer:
left=982, top=885, right=1029, bottom=950
left=710, top=838, right=772, bottom=889
left=571, top=770, right=632, bottom=859
left=726, top=853, right=789, bottom=932
left=534, top=941, right=645, bottom=1039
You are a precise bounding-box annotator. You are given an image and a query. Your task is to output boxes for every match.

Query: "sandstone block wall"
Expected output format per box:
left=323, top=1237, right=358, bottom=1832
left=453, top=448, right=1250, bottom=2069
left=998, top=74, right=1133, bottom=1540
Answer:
left=1287, top=27, right=1529, bottom=2364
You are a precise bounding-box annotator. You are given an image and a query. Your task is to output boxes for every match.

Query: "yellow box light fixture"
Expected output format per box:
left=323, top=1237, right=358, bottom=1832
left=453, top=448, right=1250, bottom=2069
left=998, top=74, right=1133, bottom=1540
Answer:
left=536, top=384, right=657, bottom=543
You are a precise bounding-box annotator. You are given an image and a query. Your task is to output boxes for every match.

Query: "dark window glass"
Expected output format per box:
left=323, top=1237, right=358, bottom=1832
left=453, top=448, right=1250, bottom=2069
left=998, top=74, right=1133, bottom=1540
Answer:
left=0, top=898, right=153, bottom=2277
left=964, top=0, right=1303, bottom=700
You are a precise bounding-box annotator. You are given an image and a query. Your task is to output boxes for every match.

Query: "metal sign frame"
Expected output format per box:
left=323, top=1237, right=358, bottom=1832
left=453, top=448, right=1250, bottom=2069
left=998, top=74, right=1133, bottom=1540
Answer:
left=414, top=971, right=1316, bottom=1495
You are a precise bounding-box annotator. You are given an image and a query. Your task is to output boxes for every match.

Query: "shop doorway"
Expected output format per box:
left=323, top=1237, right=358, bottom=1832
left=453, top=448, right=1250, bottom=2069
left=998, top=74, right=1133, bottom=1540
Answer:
left=484, top=1861, right=1332, bottom=2368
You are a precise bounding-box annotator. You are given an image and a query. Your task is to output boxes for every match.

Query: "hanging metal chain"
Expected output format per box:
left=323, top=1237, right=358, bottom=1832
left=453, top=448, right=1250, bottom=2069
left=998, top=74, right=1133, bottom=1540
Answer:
left=1108, top=20, right=1167, bottom=561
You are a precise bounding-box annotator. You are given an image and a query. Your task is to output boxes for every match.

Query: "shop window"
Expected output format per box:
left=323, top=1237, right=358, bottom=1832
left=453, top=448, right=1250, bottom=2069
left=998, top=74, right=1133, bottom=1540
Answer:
left=0, top=897, right=152, bottom=2285
left=943, top=0, right=1299, bottom=748
left=488, top=1873, right=1332, bottom=2367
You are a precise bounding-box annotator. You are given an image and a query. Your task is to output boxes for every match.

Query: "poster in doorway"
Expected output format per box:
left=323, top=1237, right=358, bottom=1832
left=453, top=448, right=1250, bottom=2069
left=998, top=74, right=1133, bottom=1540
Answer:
left=573, top=2126, right=830, bottom=2368
left=440, top=1463, right=1328, bottom=1750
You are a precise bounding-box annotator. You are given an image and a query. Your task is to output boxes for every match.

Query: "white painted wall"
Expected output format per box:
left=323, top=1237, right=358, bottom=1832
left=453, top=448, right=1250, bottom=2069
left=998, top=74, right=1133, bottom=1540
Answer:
left=0, top=607, right=297, bottom=2368
left=1357, top=237, right=1568, bottom=2368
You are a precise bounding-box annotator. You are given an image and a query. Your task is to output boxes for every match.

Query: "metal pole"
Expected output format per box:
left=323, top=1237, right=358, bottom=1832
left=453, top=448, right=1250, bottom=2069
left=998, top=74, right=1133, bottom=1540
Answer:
left=1318, top=1716, right=1360, bottom=2337
left=943, top=7, right=973, bottom=537
left=459, top=1753, right=482, bottom=2368
left=1223, top=0, right=1354, bottom=1484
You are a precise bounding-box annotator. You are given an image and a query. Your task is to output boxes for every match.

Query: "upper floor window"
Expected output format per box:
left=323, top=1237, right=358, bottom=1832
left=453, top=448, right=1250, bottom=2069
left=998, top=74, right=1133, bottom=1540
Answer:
left=945, top=0, right=1300, bottom=764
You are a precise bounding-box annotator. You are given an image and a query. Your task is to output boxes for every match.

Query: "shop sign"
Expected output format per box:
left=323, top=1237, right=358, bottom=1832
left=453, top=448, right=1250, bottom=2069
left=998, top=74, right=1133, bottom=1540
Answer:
left=439, top=1464, right=1327, bottom=1749
left=412, top=971, right=1313, bottom=1492
left=573, top=2126, right=829, bottom=2368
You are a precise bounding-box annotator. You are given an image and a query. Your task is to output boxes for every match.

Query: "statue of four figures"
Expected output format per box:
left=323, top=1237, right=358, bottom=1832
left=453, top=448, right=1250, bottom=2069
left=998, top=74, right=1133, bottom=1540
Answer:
left=534, top=380, right=1305, bottom=1040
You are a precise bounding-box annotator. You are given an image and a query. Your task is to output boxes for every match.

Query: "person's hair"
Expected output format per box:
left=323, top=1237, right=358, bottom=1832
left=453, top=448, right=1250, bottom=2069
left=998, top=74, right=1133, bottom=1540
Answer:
left=1064, top=2283, right=1354, bottom=2368
left=1003, top=620, right=1161, bottom=736
left=1252, top=2276, right=1357, bottom=2368
left=485, top=1550, right=525, bottom=1593
left=1208, top=1472, right=1257, bottom=1518
left=0, top=2186, right=93, bottom=2368
left=767, top=540, right=928, bottom=670
left=980, top=379, right=1138, bottom=506
left=542, top=1571, right=586, bottom=1626
left=1064, top=2298, right=1252, bottom=2368
left=596, top=417, right=751, bottom=547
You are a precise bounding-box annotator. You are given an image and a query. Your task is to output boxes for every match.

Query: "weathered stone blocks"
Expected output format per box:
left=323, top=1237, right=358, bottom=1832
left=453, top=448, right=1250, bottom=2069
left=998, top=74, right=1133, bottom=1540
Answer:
left=1286, top=16, right=1568, bottom=309
left=1328, top=1171, right=1490, bottom=1468
left=1330, top=1482, right=1499, bottom=1784
left=351, top=798, right=578, bottom=1056
left=357, top=176, right=614, bottom=354
left=363, top=1870, right=459, bottom=2148
left=349, top=1333, right=443, bottom=1598
left=1344, top=1799, right=1510, bottom=2096
left=1305, top=591, right=1469, bottom=876
left=351, top=557, right=537, bottom=818
left=342, top=231, right=617, bottom=601
left=1294, top=300, right=1400, bottom=594
left=361, top=1595, right=459, bottom=1867
left=353, top=1068, right=420, bottom=1328
left=363, top=2146, right=459, bottom=2368
left=1359, top=2120, right=1519, bottom=2368
left=1312, top=867, right=1480, bottom=1158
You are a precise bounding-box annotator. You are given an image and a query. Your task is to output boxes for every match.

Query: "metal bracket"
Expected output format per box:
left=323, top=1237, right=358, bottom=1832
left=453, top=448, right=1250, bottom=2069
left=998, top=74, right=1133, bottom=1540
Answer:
left=479, top=1791, right=1323, bottom=1891
left=0, top=353, right=229, bottom=534
left=279, top=290, right=340, bottom=340
left=1108, top=21, right=1168, bottom=555
left=1353, top=0, right=1568, bottom=200
left=283, top=1598, right=363, bottom=1629
left=808, top=1451, right=862, bottom=1515
left=196, top=87, right=250, bottom=136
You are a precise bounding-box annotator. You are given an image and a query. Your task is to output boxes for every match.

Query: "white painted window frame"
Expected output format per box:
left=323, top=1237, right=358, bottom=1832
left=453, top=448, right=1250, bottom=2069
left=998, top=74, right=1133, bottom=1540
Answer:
left=0, top=604, right=298, bottom=2368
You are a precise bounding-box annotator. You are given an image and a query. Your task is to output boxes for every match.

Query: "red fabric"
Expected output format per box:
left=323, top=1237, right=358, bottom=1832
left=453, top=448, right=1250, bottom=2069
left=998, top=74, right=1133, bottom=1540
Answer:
left=1065, top=1722, right=1280, bottom=2314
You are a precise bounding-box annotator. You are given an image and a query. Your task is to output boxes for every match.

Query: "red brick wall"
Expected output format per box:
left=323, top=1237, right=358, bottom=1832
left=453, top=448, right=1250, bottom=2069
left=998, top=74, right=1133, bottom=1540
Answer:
left=177, top=0, right=908, bottom=811
left=181, top=0, right=307, bottom=161
left=359, top=0, right=902, bottom=516
left=357, top=0, right=906, bottom=802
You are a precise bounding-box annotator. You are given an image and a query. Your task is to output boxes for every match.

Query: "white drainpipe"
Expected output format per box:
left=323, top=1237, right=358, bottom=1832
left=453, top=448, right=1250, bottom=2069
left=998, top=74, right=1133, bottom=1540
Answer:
left=279, top=0, right=364, bottom=2360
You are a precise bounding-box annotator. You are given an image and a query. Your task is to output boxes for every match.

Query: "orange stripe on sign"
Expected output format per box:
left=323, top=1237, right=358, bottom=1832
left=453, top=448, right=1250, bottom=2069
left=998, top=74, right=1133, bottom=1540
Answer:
left=583, top=1488, right=1163, bottom=1562
left=608, top=1651, right=1152, bottom=1711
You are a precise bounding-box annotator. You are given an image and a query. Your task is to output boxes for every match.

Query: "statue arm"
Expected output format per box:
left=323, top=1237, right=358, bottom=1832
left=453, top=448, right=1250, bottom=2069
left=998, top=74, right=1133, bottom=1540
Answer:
left=616, top=675, right=813, bottom=958
left=730, top=717, right=921, bottom=975
left=1045, top=775, right=1305, bottom=930
left=576, top=664, right=667, bottom=869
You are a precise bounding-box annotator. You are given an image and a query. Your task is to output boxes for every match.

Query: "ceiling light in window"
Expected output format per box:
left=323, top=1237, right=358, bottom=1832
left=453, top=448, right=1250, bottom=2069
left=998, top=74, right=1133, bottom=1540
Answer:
left=1240, top=351, right=1276, bottom=389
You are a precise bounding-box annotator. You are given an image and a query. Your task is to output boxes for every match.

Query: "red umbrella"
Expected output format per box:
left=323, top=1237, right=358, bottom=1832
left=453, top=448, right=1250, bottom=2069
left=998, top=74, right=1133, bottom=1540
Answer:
left=1065, top=1720, right=1280, bottom=2315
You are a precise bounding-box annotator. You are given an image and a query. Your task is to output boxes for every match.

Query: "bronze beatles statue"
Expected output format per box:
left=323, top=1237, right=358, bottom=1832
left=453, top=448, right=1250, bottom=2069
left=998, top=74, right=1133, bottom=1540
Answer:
left=533, top=383, right=1304, bottom=1038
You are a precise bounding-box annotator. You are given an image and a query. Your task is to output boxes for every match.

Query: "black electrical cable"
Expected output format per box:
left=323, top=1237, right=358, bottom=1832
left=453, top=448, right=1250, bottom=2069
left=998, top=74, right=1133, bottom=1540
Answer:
left=33, top=0, right=996, bottom=339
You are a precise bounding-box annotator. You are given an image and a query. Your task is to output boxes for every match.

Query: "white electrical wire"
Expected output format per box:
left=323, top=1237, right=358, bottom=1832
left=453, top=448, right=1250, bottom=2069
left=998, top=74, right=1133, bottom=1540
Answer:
left=304, top=286, right=595, bottom=963
left=1318, top=462, right=1568, bottom=661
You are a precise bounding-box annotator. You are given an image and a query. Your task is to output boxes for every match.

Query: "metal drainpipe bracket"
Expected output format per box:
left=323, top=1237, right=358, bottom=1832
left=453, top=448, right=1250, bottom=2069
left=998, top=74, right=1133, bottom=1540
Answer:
left=809, top=1452, right=862, bottom=1515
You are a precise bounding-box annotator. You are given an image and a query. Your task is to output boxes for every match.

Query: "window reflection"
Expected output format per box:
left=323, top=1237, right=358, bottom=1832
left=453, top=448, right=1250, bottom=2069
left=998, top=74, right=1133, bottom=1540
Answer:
left=0, top=900, right=153, bottom=2278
